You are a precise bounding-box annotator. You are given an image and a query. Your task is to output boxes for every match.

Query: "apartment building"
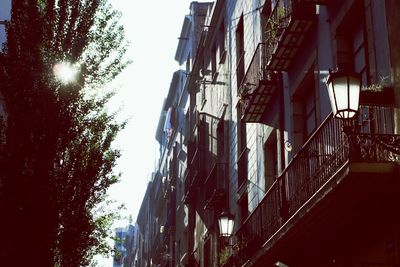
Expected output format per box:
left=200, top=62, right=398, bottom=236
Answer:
left=137, top=0, right=400, bottom=266
left=232, top=1, right=399, bottom=266
left=136, top=181, right=152, bottom=267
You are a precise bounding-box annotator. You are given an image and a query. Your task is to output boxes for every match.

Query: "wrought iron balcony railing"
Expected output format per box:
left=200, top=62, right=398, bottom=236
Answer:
left=266, top=0, right=316, bottom=71
left=204, top=162, right=228, bottom=209
left=238, top=43, right=281, bottom=123
left=190, top=145, right=204, bottom=186
left=150, top=230, right=163, bottom=263
left=235, top=105, right=400, bottom=265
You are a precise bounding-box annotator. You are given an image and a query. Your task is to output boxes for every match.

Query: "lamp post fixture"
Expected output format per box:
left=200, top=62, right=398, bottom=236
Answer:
left=218, top=210, right=235, bottom=237
left=218, top=210, right=235, bottom=266
left=326, top=69, right=361, bottom=120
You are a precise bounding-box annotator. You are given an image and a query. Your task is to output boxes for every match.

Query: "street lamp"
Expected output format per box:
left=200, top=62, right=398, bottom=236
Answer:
left=326, top=69, right=361, bottom=119
left=218, top=210, right=234, bottom=237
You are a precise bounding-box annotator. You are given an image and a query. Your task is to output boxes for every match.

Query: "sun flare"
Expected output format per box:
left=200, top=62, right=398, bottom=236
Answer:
left=53, top=61, right=80, bottom=84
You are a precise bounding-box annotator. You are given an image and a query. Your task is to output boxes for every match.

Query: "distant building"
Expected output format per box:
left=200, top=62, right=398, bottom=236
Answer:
left=135, top=181, right=152, bottom=267
left=114, top=224, right=137, bottom=267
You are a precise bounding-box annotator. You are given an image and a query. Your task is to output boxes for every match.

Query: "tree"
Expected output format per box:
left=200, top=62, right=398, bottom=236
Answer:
left=0, top=0, right=130, bottom=266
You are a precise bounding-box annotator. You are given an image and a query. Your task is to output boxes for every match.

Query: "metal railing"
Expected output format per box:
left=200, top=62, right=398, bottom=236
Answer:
left=190, top=145, right=204, bottom=186
left=284, top=112, right=347, bottom=215
left=238, top=43, right=276, bottom=97
left=204, top=162, right=227, bottom=209
left=265, top=0, right=315, bottom=70
left=235, top=105, right=400, bottom=264
left=264, top=0, right=290, bottom=66
left=236, top=181, right=281, bottom=266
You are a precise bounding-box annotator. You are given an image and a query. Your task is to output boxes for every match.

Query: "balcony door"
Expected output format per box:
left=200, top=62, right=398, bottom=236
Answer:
left=291, top=65, right=317, bottom=153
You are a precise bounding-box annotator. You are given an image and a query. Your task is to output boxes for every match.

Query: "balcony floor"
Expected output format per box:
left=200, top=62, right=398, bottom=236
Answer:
left=268, top=15, right=315, bottom=71
left=241, top=79, right=279, bottom=123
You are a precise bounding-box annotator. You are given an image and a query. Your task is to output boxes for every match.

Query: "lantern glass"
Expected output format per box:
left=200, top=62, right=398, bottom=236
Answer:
left=218, top=211, right=234, bottom=237
left=327, top=70, right=361, bottom=119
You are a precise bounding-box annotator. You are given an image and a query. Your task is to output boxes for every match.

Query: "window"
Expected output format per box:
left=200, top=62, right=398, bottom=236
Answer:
left=352, top=22, right=368, bottom=85
left=292, top=66, right=317, bottom=152
left=336, top=0, right=369, bottom=86
left=218, top=19, right=227, bottom=64
left=236, top=15, right=245, bottom=89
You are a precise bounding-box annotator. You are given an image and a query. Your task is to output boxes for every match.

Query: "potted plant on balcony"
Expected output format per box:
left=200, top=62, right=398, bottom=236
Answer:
left=265, top=5, right=287, bottom=59
left=219, top=246, right=230, bottom=266
left=360, top=81, right=395, bottom=106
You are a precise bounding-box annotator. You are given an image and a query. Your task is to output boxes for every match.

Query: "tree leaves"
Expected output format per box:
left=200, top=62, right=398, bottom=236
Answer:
left=0, top=0, right=130, bottom=266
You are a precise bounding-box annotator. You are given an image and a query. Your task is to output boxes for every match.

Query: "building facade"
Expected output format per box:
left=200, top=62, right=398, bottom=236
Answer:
left=114, top=224, right=138, bottom=267
left=137, top=0, right=400, bottom=266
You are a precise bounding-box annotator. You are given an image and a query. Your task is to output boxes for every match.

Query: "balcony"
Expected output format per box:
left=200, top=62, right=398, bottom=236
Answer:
left=184, top=111, right=205, bottom=203
left=165, top=188, right=176, bottom=236
left=266, top=0, right=316, bottom=71
left=238, top=43, right=281, bottom=123
left=190, top=144, right=204, bottom=186
left=150, top=230, right=163, bottom=264
left=204, top=162, right=227, bottom=210
left=236, top=105, right=400, bottom=266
